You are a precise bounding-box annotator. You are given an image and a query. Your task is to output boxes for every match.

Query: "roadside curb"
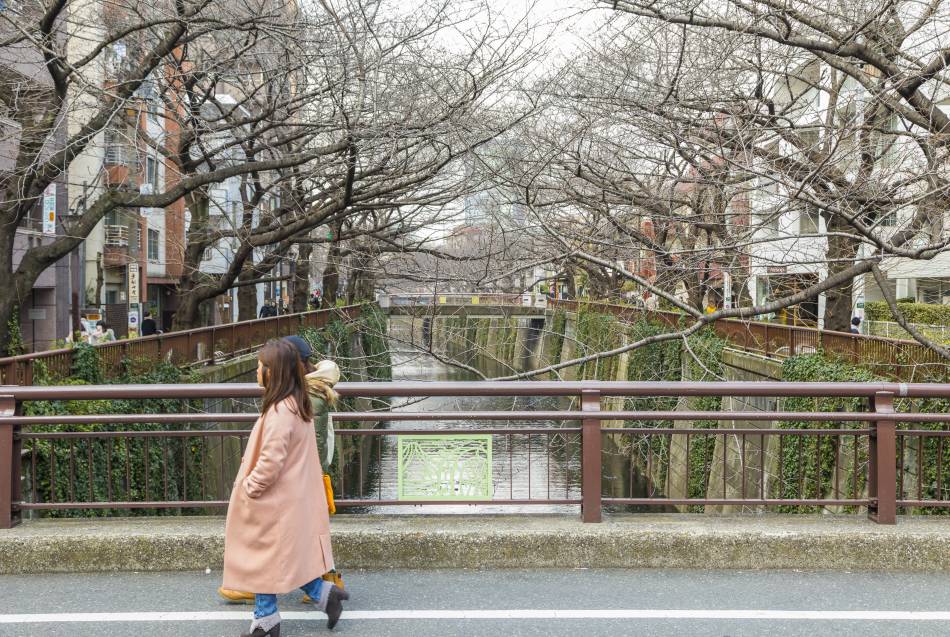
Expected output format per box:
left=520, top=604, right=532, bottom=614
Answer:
left=3, top=514, right=950, bottom=574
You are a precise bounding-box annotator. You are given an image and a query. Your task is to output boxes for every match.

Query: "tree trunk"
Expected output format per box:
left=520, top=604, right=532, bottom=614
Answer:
left=171, top=282, right=203, bottom=331
left=322, top=239, right=341, bottom=304
left=293, top=243, right=312, bottom=313
left=823, top=213, right=859, bottom=332
left=238, top=264, right=259, bottom=322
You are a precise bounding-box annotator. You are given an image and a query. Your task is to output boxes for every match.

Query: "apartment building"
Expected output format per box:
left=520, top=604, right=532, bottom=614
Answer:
left=740, top=59, right=950, bottom=328
left=67, top=2, right=186, bottom=335
left=0, top=2, right=79, bottom=351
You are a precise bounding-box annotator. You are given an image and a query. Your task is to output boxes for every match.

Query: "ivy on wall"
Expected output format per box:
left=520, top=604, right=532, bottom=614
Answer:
left=779, top=353, right=950, bottom=514
left=552, top=308, right=728, bottom=504
left=359, top=305, right=393, bottom=382
left=23, top=345, right=199, bottom=517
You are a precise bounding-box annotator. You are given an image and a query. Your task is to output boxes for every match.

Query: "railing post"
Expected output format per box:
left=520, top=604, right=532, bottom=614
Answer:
left=868, top=391, right=897, bottom=524
left=0, top=393, right=21, bottom=529
left=581, top=389, right=602, bottom=523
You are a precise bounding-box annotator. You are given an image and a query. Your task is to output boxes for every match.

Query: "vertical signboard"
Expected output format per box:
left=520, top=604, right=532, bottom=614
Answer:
left=42, top=184, right=56, bottom=234
left=127, top=263, right=140, bottom=338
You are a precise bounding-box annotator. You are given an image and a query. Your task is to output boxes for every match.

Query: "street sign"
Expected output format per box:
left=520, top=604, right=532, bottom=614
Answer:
left=128, top=263, right=140, bottom=301
left=128, top=303, right=140, bottom=339
left=42, top=184, right=56, bottom=234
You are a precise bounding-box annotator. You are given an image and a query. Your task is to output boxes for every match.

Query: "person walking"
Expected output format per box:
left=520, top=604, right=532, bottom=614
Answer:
left=259, top=299, right=277, bottom=319
left=141, top=311, right=157, bottom=336
left=219, top=336, right=345, bottom=604
left=285, top=335, right=344, bottom=592
left=222, top=339, right=348, bottom=636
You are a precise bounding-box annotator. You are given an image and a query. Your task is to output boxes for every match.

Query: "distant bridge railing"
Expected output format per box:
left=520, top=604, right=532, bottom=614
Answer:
left=0, top=305, right=364, bottom=386
left=382, top=295, right=946, bottom=377
left=3, top=380, right=949, bottom=528
left=381, top=292, right=545, bottom=308
left=550, top=300, right=946, bottom=379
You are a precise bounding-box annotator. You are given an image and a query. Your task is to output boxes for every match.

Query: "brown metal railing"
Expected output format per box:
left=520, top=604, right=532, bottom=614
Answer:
left=0, top=305, right=364, bottom=386
left=3, top=380, right=950, bottom=528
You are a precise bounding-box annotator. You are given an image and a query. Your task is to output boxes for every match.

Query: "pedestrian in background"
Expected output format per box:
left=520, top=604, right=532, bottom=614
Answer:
left=850, top=316, right=862, bottom=334
left=222, top=339, right=348, bottom=636
left=141, top=311, right=157, bottom=336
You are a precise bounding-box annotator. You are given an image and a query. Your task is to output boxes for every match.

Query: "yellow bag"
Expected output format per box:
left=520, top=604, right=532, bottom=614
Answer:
left=323, top=473, right=336, bottom=515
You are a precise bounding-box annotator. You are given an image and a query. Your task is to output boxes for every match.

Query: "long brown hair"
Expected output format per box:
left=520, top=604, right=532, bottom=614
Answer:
left=258, top=339, right=313, bottom=421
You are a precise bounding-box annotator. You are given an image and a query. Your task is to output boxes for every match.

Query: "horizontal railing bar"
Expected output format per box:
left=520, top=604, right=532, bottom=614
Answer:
left=334, top=499, right=583, bottom=506
left=18, top=499, right=584, bottom=510
left=334, top=428, right=582, bottom=435
left=21, top=430, right=252, bottom=439
left=3, top=380, right=949, bottom=400
left=897, top=430, right=950, bottom=437
left=17, top=501, right=230, bottom=510
left=7, top=415, right=258, bottom=425
left=12, top=408, right=950, bottom=427
left=327, top=411, right=950, bottom=423
left=21, top=427, right=582, bottom=439
left=602, top=428, right=873, bottom=435
left=602, top=498, right=870, bottom=506
left=0, top=305, right=365, bottom=365
left=897, top=500, right=950, bottom=507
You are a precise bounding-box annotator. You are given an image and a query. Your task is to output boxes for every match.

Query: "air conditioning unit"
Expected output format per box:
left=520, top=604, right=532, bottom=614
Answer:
left=139, top=183, right=154, bottom=195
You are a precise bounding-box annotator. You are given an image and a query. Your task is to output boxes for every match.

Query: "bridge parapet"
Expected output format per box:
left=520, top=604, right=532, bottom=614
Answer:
left=2, top=380, right=945, bottom=529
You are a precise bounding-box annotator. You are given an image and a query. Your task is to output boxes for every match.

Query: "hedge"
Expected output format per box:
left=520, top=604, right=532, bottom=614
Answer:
left=865, top=300, right=950, bottom=326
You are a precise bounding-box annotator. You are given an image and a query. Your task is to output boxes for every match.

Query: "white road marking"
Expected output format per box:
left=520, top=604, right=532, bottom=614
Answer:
left=3, top=609, right=950, bottom=623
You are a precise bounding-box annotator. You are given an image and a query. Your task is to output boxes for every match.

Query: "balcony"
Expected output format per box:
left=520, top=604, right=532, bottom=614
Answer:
left=103, top=219, right=141, bottom=267
left=104, top=224, right=129, bottom=247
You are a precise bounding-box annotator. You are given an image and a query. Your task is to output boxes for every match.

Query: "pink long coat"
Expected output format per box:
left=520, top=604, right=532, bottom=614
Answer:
left=222, top=397, right=334, bottom=594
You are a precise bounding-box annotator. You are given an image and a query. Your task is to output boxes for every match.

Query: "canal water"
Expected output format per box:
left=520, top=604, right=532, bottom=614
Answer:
left=350, top=344, right=582, bottom=514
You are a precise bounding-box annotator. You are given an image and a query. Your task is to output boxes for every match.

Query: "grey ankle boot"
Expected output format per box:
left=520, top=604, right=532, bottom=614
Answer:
left=241, top=611, right=281, bottom=637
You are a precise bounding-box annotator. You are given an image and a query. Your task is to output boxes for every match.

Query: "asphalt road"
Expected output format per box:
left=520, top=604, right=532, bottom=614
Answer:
left=3, top=568, right=950, bottom=636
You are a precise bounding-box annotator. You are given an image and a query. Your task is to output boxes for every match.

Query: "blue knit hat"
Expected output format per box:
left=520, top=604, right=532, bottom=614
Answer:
left=283, top=335, right=313, bottom=361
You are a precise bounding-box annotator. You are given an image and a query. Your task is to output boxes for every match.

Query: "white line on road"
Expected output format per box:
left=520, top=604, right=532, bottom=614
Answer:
left=4, top=610, right=950, bottom=623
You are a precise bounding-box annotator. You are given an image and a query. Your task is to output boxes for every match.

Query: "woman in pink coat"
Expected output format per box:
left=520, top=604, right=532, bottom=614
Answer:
left=223, top=339, right=348, bottom=636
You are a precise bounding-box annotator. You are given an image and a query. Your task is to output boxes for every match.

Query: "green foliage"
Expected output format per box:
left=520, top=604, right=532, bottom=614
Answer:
left=778, top=355, right=882, bottom=513
left=70, top=342, right=103, bottom=384
left=23, top=345, right=200, bottom=518
left=569, top=309, right=728, bottom=506
left=301, top=319, right=353, bottom=375
left=6, top=305, right=24, bottom=356
left=548, top=310, right=567, bottom=365
left=575, top=308, right=621, bottom=381
left=865, top=300, right=950, bottom=326
left=358, top=304, right=393, bottom=382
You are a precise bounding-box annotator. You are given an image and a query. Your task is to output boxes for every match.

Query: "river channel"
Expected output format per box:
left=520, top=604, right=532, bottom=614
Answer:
left=349, top=344, right=582, bottom=514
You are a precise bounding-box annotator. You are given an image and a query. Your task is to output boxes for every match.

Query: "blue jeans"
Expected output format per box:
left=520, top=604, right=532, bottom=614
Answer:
left=255, top=577, right=325, bottom=618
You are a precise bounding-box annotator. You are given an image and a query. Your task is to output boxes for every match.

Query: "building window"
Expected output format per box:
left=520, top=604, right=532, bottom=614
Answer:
left=148, top=228, right=160, bottom=261
left=800, top=206, right=820, bottom=234
left=881, top=212, right=898, bottom=227
left=146, top=156, right=158, bottom=189
left=204, top=248, right=212, bottom=261
left=105, top=290, right=118, bottom=305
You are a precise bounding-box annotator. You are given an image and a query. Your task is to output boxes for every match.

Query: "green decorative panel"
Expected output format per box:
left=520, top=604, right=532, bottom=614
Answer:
left=397, top=434, right=493, bottom=500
